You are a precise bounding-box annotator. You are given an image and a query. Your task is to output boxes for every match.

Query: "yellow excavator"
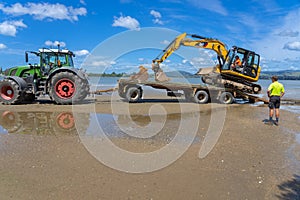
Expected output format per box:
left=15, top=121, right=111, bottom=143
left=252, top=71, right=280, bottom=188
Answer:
left=152, top=32, right=262, bottom=93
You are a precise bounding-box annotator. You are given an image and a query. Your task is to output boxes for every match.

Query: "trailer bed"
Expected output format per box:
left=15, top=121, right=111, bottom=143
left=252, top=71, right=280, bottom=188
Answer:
left=116, top=78, right=267, bottom=104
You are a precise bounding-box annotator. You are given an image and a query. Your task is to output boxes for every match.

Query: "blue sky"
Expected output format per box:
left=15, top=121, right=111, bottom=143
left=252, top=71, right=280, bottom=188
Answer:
left=1, top=0, right=300, bottom=73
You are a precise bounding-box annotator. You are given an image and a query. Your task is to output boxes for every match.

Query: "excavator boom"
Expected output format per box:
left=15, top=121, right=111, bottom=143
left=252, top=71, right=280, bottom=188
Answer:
left=153, top=33, right=228, bottom=65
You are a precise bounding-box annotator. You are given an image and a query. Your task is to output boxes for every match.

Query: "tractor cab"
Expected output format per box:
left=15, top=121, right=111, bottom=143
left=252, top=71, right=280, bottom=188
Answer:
left=221, top=46, right=261, bottom=82
left=26, top=48, right=75, bottom=75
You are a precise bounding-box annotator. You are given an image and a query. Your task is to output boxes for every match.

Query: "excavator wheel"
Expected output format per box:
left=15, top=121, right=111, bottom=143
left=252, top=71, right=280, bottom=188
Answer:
left=0, top=79, right=23, bottom=105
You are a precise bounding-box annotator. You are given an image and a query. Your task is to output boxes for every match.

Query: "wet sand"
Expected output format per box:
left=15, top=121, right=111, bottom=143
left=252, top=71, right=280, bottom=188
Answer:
left=0, top=96, right=299, bottom=199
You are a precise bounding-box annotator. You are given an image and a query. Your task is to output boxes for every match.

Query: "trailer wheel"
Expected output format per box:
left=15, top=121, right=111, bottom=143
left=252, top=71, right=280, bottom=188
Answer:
left=194, top=90, right=209, bottom=104
left=125, top=87, right=142, bottom=103
left=219, top=92, right=234, bottom=104
left=0, top=79, right=23, bottom=105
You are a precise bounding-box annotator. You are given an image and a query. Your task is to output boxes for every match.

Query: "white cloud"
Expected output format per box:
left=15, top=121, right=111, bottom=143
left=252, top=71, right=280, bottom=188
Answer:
left=82, top=55, right=117, bottom=71
left=153, top=18, right=164, bottom=25
left=150, top=10, right=161, bottom=18
left=277, top=30, right=299, bottom=37
left=0, top=43, right=7, bottom=49
left=160, top=40, right=170, bottom=45
left=90, top=60, right=116, bottom=67
left=45, top=40, right=66, bottom=48
left=284, top=41, right=300, bottom=51
left=249, top=7, right=300, bottom=69
left=182, top=59, right=188, bottom=64
left=186, top=0, right=227, bottom=15
left=74, top=49, right=89, bottom=56
left=150, top=10, right=164, bottom=25
left=112, top=15, right=140, bottom=30
left=79, top=0, right=86, bottom=5
left=0, top=20, right=27, bottom=36
left=0, top=3, right=87, bottom=21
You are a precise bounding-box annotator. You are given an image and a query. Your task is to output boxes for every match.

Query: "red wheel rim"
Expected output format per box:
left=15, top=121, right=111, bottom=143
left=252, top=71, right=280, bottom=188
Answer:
left=56, top=112, right=75, bottom=129
left=1, top=85, right=14, bottom=100
left=55, top=79, right=75, bottom=99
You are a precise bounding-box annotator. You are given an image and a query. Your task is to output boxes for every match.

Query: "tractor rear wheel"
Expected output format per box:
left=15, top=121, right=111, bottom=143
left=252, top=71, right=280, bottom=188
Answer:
left=49, top=72, right=89, bottom=104
left=0, top=79, right=23, bottom=105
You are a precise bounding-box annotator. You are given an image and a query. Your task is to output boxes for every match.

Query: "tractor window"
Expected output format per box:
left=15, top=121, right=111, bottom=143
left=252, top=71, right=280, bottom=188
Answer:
left=66, top=54, right=74, bottom=67
left=46, top=54, right=69, bottom=67
left=57, top=55, right=67, bottom=66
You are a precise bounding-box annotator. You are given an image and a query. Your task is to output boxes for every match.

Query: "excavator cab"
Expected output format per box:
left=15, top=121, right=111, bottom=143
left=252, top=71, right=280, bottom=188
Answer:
left=221, top=46, right=261, bottom=82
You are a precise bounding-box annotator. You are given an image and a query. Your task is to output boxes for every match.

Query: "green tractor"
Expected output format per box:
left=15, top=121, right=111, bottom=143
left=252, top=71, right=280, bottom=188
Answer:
left=0, top=47, right=90, bottom=105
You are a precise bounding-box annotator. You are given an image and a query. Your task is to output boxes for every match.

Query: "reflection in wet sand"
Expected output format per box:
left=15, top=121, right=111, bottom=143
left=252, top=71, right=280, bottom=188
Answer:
left=0, top=111, right=90, bottom=135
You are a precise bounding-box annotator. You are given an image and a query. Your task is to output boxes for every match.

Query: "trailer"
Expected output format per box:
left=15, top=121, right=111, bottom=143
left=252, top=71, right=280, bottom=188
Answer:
left=116, top=78, right=263, bottom=104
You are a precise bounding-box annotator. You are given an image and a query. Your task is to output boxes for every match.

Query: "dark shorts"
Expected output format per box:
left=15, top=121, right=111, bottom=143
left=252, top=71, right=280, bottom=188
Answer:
left=269, top=96, right=281, bottom=109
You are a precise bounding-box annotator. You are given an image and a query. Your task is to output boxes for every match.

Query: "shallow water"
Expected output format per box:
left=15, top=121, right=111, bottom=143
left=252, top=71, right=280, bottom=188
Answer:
left=0, top=111, right=88, bottom=135
left=0, top=110, right=203, bottom=145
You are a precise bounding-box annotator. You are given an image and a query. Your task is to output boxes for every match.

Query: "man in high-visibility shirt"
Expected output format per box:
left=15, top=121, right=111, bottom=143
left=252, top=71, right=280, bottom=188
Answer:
left=267, top=76, right=285, bottom=125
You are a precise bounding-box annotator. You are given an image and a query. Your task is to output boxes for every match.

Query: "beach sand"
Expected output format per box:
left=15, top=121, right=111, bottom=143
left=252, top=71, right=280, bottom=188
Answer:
left=0, top=95, right=299, bottom=199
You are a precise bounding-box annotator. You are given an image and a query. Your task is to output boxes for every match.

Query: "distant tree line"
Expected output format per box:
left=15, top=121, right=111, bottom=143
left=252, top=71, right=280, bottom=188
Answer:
left=88, top=72, right=128, bottom=77
left=260, top=70, right=300, bottom=80
left=260, top=75, right=300, bottom=80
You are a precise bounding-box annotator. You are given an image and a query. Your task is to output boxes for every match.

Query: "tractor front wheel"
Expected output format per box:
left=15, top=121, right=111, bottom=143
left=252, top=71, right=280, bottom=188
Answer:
left=49, top=72, right=89, bottom=104
left=0, top=79, right=23, bottom=105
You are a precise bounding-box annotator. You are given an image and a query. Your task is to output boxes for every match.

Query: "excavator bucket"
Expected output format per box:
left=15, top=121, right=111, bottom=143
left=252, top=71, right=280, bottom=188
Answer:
left=196, top=67, right=216, bottom=75
left=130, top=65, right=149, bottom=82
left=151, top=63, right=170, bottom=82
left=155, top=70, right=170, bottom=82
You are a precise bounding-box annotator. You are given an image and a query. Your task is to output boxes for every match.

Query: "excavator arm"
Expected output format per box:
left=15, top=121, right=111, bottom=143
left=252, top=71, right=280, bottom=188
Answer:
left=152, top=33, right=229, bottom=81
left=153, top=33, right=229, bottom=65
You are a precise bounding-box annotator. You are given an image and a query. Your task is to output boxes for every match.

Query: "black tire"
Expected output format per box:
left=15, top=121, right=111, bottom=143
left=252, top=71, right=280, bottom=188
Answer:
left=77, top=79, right=90, bottom=101
left=118, top=88, right=126, bottom=98
left=253, top=84, right=261, bottom=94
left=49, top=71, right=89, bottom=104
left=194, top=90, right=209, bottom=104
left=23, top=93, right=36, bottom=102
left=125, top=87, right=142, bottom=103
left=0, top=79, right=23, bottom=105
left=219, top=92, right=234, bottom=104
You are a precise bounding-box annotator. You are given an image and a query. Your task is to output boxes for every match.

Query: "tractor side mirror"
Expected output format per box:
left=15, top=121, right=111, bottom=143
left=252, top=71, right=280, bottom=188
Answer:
left=25, top=52, right=29, bottom=63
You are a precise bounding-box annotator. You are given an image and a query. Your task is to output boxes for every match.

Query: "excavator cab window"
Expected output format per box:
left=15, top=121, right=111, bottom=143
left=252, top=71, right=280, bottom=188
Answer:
left=243, top=53, right=260, bottom=78
left=222, top=47, right=260, bottom=79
